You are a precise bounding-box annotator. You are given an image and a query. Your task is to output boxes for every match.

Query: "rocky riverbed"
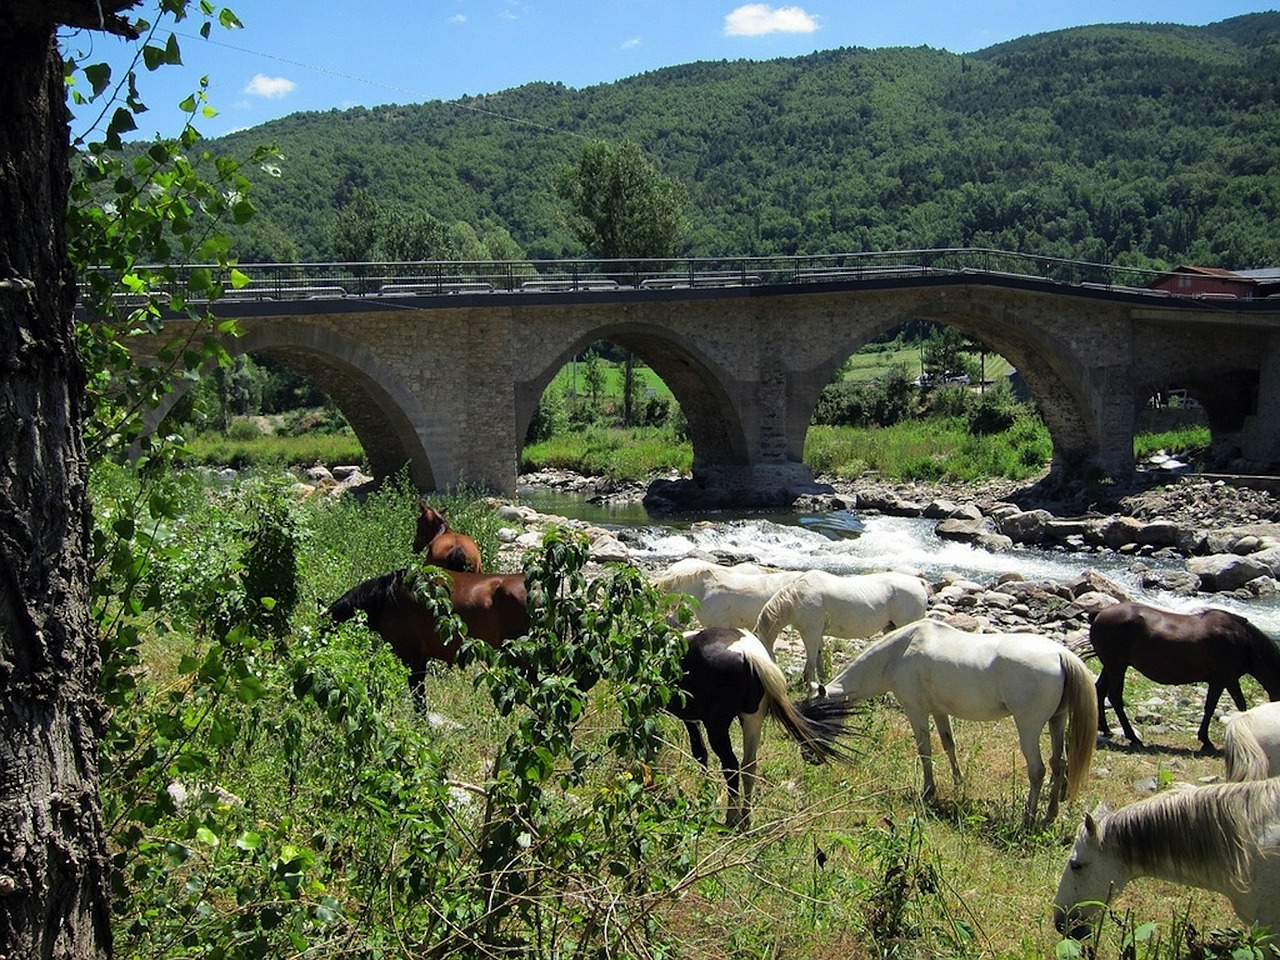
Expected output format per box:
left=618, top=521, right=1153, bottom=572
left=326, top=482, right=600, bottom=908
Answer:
left=499, top=469, right=1280, bottom=744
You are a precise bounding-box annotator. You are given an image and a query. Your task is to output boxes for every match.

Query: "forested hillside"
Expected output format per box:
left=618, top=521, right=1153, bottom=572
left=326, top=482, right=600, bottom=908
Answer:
left=217, top=13, right=1280, bottom=269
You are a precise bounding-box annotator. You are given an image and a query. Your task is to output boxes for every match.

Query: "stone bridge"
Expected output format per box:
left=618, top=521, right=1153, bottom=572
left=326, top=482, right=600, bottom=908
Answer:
left=135, top=260, right=1280, bottom=506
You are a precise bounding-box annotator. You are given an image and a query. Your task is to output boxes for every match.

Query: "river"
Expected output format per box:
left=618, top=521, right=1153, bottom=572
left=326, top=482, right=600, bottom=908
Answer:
left=517, top=486, right=1280, bottom=634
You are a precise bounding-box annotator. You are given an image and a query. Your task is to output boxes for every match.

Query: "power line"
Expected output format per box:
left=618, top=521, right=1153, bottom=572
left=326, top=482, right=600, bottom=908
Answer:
left=179, top=31, right=590, bottom=141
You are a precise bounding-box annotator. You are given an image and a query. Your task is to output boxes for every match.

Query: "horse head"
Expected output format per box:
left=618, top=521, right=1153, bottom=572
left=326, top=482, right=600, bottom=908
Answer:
left=1053, top=805, right=1114, bottom=940
left=413, top=502, right=449, bottom=553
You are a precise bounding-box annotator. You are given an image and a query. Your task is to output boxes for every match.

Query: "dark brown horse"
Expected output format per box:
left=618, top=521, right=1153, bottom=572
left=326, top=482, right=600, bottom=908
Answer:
left=326, top=568, right=528, bottom=706
left=412, top=502, right=482, bottom=574
left=1090, top=601, right=1280, bottom=753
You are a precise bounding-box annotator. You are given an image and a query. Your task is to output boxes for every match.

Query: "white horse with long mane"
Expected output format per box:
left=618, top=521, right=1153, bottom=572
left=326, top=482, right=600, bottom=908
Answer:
left=1054, top=779, right=1280, bottom=938
left=753, top=569, right=928, bottom=683
left=813, top=619, right=1096, bottom=825
left=1223, top=701, right=1280, bottom=781
left=652, top=558, right=803, bottom=632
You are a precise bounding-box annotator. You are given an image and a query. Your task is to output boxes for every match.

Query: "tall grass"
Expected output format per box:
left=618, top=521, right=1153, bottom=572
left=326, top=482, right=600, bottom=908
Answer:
left=95, top=463, right=1260, bottom=959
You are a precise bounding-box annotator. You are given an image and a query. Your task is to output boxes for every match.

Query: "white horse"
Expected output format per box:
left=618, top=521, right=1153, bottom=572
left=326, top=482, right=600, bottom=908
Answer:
left=1224, top=701, right=1280, bottom=781
left=652, top=558, right=802, bottom=632
left=1054, top=779, right=1280, bottom=939
left=753, top=569, right=928, bottom=683
left=815, top=619, right=1097, bottom=825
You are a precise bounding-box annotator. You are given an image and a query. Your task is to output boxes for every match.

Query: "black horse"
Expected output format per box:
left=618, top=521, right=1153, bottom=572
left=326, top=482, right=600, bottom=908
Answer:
left=672, top=627, right=861, bottom=827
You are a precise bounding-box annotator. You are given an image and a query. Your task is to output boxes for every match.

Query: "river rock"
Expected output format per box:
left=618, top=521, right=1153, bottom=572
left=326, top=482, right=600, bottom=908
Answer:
left=934, top=516, right=994, bottom=542
left=1097, top=515, right=1143, bottom=549
left=1139, top=569, right=1201, bottom=595
left=1187, top=553, right=1274, bottom=592
left=1135, top=519, right=1183, bottom=548
left=997, top=508, right=1053, bottom=544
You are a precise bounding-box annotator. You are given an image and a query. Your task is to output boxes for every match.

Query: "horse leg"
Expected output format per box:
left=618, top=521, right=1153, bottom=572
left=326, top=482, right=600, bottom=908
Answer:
left=1197, top=683, right=1230, bottom=754
left=1105, top=667, right=1143, bottom=746
left=684, top=721, right=709, bottom=769
left=408, top=663, right=430, bottom=712
left=905, top=709, right=938, bottom=800
left=1015, top=718, right=1050, bottom=827
left=736, top=710, right=766, bottom=829
left=1045, top=713, right=1068, bottom=820
left=934, top=713, right=964, bottom=792
left=801, top=627, right=823, bottom=685
left=1095, top=668, right=1112, bottom=736
left=704, top=720, right=745, bottom=828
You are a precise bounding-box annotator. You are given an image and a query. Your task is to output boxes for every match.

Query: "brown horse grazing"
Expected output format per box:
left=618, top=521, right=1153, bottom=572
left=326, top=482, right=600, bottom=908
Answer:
left=412, top=502, right=482, bottom=573
left=1090, top=601, right=1280, bottom=753
left=326, top=568, right=528, bottom=706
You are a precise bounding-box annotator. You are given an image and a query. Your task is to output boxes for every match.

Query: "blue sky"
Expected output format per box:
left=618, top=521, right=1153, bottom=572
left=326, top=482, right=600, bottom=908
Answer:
left=61, top=1, right=1276, bottom=140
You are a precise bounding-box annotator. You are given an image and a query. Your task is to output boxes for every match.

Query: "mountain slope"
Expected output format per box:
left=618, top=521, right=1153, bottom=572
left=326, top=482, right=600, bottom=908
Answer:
left=216, top=13, right=1280, bottom=268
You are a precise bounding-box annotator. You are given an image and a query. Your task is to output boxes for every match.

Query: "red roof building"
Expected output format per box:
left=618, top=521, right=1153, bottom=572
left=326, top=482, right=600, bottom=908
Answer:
left=1150, top=265, right=1280, bottom=299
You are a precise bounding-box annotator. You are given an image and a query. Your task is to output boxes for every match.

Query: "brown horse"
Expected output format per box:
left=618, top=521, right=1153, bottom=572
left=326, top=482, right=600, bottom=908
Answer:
left=412, top=502, right=482, bottom=574
left=1090, top=601, right=1280, bottom=753
left=326, top=568, right=528, bottom=706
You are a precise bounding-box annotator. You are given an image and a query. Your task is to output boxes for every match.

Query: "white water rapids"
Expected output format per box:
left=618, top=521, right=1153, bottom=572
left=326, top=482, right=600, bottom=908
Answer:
left=517, top=487, right=1280, bottom=634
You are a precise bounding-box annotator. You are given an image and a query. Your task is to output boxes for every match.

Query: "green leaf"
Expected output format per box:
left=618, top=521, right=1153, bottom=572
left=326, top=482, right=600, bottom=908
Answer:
left=235, top=831, right=263, bottom=852
left=195, top=826, right=219, bottom=847
left=84, top=63, right=112, bottom=97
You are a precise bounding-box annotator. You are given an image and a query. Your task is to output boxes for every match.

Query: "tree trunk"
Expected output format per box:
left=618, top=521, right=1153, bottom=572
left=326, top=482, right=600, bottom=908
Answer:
left=0, top=12, right=111, bottom=960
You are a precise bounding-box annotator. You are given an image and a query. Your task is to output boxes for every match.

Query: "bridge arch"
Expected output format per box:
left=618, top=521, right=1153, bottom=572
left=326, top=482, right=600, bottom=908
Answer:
left=789, top=294, right=1123, bottom=476
left=154, top=321, right=442, bottom=488
left=515, top=321, right=752, bottom=476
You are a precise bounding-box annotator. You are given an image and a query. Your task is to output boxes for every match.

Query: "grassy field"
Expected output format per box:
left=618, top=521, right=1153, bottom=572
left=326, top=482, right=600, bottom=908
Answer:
left=384, top=630, right=1256, bottom=959
left=97, top=466, right=1262, bottom=960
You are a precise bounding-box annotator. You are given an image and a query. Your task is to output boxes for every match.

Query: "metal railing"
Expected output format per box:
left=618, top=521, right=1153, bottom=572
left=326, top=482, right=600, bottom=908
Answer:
left=82, top=248, right=1239, bottom=308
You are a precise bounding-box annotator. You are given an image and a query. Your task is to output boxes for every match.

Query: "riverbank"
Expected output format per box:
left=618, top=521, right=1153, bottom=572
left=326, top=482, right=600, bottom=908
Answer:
left=503, top=467, right=1280, bottom=745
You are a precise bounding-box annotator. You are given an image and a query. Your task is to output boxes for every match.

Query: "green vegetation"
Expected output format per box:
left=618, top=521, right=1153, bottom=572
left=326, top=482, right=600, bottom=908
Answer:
left=215, top=14, right=1280, bottom=267
left=1134, top=425, right=1213, bottom=461
left=89, top=463, right=1261, bottom=958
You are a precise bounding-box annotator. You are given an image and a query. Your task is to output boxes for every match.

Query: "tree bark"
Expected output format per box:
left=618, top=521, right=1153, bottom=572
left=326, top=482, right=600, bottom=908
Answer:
left=0, top=9, right=111, bottom=960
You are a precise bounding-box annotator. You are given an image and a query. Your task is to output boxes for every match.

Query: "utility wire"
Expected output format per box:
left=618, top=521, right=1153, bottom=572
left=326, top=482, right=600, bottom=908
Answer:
left=178, top=30, right=592, bottom=141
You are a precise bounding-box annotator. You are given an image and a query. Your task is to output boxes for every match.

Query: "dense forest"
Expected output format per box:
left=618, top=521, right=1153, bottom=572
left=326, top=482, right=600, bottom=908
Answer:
left=213, top=13, right=1280, bottom=269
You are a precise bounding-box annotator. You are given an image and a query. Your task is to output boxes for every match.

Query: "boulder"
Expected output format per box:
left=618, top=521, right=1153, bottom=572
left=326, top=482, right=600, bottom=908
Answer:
left=1187, top=554, right=1274, bottom=592
left=997, top=509, right=1053, bottom=544
left=934, top=516, right=994, bottom=543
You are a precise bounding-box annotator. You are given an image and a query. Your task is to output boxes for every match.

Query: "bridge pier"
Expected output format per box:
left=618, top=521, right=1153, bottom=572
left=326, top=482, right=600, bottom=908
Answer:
left=1242, top=333, right=1280, bottom=468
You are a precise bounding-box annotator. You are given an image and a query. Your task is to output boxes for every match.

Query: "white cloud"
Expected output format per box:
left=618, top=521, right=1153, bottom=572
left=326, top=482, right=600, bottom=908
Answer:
left=723, top=4, right=819, bottom=36
left=243, top=74, right=296, bottom=98
left=621, top=36, right=642, bottom=49
left=448, top=13, right=466, bottom=23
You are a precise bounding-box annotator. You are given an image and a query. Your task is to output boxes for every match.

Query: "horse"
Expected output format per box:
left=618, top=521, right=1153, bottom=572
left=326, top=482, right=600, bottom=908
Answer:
left=325, top=567, right=528, bottom=706
left=1223, top=701, right=1280, bottom=781
left=811, top=619, right=1096, bottom=825
left=672, top=627, right=861, bottom=828
left=1089, top=601, right=1280, bottom=753
left=653, top=558, right=803, bottom=632
left=1053, top=779, right=1280, bottom=939
left=412, top=502, right=482, bottom=574
left=752, top=569, right=928, bottom=683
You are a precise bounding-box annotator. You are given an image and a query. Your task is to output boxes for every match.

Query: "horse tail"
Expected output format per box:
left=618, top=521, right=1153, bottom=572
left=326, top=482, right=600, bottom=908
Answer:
left=753, top=579, right=799, bottom=651
left=734, top=630, right=858, bottom=765
left=1060, top=648, right=1098, bottom=802
left=1223, top=713, right=1269, bottom=781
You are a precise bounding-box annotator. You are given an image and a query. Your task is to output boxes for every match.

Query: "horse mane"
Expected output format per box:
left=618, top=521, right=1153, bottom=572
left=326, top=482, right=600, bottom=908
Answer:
left=1099, top=778, right=1280, bottom=891
left=1238, top=613, right=1280, bottom=666
left=326, top=569, right=408, bottom=627
left=652, top=559, right=716, bottom=595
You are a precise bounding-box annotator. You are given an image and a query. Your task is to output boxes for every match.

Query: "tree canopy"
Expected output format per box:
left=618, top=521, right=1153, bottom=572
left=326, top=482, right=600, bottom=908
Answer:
left=555, top=139, right=688, bottom=260
left=212, top=13, right=1280, bottom=269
